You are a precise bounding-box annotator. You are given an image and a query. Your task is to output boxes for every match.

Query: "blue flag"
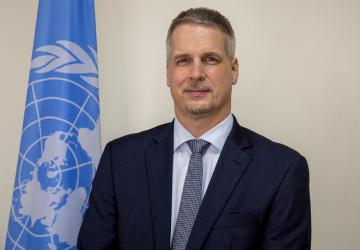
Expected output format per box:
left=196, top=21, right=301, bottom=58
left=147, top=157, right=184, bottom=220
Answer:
left=6, top=1, right=101, bottom=249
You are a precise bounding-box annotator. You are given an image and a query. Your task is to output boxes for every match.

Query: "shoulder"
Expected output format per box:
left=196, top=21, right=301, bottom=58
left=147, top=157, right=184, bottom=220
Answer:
left=234, top=124, right=307, bottom=170
left=245, top=126, right=303, bottom=158
left=104, top=122, right=172, bottom=152
left=235, top=125, right=309, bottom=188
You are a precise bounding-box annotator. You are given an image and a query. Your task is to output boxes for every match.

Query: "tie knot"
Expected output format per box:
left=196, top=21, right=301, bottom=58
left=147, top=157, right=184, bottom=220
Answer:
left=187, top=139, right=210, bottom=154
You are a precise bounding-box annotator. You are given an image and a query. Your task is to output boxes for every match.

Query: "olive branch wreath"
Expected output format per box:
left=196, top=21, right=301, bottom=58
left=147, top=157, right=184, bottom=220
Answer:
left=31, top=40, right=98, bottom=88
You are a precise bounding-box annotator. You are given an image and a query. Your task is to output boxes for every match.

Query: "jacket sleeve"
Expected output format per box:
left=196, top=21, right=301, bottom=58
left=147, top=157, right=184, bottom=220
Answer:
left=77, top=142, right=117, bottom=250
left=262, top=155, right=311, bottom=250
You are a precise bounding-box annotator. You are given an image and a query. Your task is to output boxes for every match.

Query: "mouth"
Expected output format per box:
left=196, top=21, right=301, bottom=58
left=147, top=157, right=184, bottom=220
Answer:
left=184, top=89, right=210, bottom=98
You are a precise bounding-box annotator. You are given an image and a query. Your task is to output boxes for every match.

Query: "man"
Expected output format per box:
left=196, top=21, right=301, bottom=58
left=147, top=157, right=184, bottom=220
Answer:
left=78, top=7, right=311, bottom=250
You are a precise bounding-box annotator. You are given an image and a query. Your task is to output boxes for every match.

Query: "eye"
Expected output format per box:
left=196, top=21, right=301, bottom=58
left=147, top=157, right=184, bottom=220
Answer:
left=176, top=57, right=191, bottom=65
left=203, top=56, right=220, bottom=64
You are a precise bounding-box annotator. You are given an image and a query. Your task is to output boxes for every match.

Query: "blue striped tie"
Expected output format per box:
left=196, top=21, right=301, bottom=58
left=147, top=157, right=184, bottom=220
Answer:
left=171, top=139, right=210, bottom=250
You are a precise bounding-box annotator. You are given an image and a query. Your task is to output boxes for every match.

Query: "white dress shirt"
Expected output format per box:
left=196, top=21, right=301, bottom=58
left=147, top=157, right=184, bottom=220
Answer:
left=170, top=114, right=234, bottom=243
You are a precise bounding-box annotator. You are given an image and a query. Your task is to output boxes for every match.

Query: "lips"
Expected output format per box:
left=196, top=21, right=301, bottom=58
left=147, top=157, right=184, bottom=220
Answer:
left=184, top=89, right=210, bottom=97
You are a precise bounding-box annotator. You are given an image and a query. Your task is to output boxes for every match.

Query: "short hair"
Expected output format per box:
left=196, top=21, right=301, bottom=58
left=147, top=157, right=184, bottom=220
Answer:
left=166, top=7, right=236, bottom=62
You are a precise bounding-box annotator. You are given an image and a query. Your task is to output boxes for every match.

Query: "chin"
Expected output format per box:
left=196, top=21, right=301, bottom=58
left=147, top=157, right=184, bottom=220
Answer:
left=185, top=104, right=212, bottom=116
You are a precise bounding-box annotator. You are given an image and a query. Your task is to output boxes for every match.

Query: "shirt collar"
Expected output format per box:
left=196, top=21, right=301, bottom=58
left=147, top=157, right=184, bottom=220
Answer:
left=173, top=113, right=234, bottom=152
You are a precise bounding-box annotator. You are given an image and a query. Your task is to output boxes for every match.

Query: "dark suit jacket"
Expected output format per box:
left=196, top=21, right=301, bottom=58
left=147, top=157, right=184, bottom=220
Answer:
left=78, top=118, right=311, bottom=250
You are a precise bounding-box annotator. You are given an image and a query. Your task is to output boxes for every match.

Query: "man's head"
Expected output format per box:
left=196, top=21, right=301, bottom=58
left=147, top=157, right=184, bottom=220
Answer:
left=166, top=7, right=239, bottom=123
left=166, top=8, right=236, bottom=62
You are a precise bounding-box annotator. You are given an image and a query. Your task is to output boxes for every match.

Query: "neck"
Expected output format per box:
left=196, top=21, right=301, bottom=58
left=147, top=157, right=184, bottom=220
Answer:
left=175, top=109, right=231, bottom=138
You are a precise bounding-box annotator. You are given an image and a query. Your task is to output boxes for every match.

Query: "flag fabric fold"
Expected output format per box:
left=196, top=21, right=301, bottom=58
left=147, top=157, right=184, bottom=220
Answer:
left=6, top=0, right=101, bottom=249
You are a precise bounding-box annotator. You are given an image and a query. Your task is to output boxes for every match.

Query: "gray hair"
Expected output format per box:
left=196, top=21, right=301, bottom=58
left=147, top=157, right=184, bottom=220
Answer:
left=166, top=7, right=236, bottom=62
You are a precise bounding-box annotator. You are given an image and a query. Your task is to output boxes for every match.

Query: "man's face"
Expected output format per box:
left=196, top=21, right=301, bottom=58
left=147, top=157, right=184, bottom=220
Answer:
left=167, top=23, right=238, bottom=121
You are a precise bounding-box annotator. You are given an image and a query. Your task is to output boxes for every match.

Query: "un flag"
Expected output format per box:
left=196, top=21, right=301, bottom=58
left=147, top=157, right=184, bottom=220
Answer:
left=6, top=1, right=101, bottom=249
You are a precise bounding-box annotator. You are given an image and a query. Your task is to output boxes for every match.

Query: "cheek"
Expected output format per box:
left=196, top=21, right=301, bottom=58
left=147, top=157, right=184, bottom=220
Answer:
left=169, top=68, right=189, bottom=85
left=208, top=72, right=233, bottom=98
left=208, top=69, right=232, bottom=88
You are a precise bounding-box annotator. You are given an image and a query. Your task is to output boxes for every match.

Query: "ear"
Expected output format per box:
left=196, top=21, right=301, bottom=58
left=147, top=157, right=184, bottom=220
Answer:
left=166, top=63, right=171, bottom=87
left=231, top=57, right=239, bottom=85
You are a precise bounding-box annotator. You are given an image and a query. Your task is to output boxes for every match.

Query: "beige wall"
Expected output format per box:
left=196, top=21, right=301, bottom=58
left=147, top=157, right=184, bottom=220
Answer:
left=1, top=0, right=359, bottom=249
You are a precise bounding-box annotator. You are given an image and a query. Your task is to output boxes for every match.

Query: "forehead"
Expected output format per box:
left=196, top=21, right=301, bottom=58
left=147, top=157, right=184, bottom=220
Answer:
left=169, top=23, right=227, bottom=56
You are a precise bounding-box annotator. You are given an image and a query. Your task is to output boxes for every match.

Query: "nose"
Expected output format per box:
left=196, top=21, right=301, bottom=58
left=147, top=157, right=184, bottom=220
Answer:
left=189, top=60, right=205, bottom=82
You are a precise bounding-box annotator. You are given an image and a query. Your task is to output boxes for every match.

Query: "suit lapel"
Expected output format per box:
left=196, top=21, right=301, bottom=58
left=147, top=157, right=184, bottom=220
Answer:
left=145, top=123, right=174, bottom=250
left=186, top=121, right=253, bottom=250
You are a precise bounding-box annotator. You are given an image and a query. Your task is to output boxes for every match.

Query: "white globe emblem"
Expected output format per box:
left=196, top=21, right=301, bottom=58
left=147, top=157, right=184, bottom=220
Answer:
left=7, top=41, right=101, bottom=250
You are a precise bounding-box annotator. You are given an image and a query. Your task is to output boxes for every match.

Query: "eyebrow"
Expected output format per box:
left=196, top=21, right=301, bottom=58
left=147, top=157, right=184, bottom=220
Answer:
left=172, top=52, right=222, bottom=60
left=172, top=53, right=191, bottom=60
left=202, top=52, right=222, bottom=58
